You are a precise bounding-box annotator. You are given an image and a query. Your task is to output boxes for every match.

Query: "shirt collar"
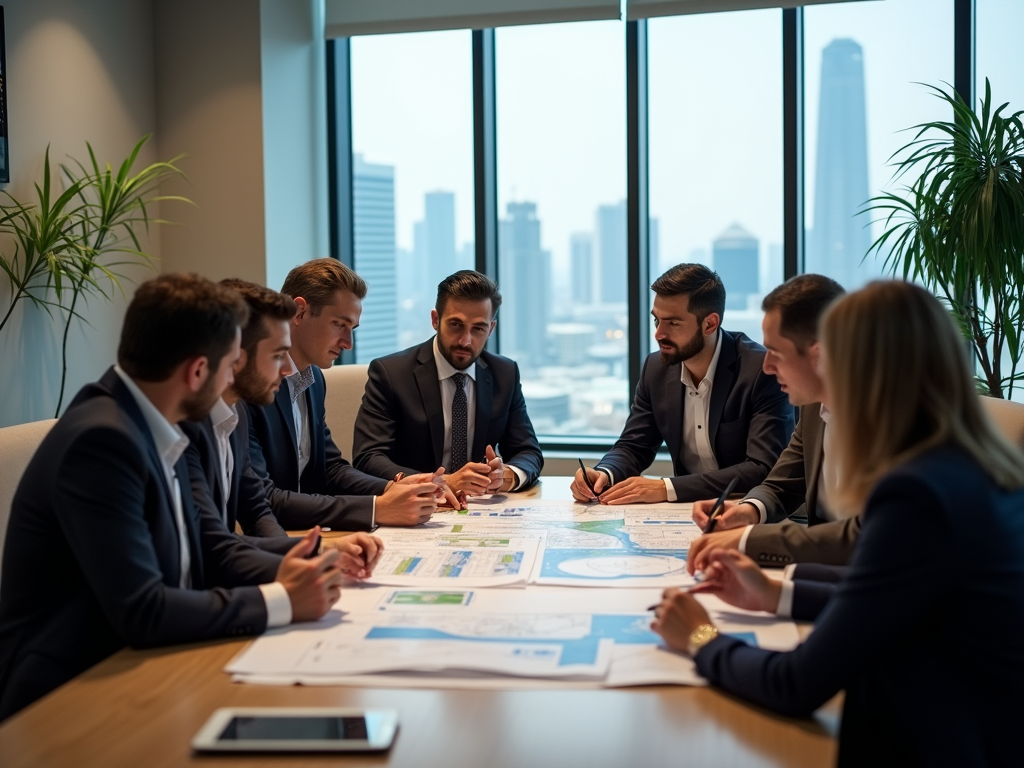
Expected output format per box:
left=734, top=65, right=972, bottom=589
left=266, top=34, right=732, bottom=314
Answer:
left=113, top=365, right=190, bottom=468
left=209, top=397, right=239, bottom=436
left=680, top=330, right=722, bottom=389
left=286, top=360, right=316, bottom=402
left=433, top=336, right=477, bottom=382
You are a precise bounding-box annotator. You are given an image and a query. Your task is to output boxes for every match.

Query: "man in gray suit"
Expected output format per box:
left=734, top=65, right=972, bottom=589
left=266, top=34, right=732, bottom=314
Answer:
left=571, top=264, right=794, bottom=504
left=687, top=274, right=857, bottom=572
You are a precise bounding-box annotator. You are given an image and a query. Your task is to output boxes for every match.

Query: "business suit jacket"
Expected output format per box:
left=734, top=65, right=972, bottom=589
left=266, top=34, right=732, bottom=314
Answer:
left=182, top=404, right=298, bottom=557
left=695, top=445, right=1024, bottom=766
left=353, top=339, right=543, bottom=485
left=745, top=404, right=828, bottom=524
left=746, top=515, right=861, bottom=568
left=597, top=330, right=794, bottom=501
left=247, top=365, right=387, bottom=531
left=0, top=369, right=281, bottom=721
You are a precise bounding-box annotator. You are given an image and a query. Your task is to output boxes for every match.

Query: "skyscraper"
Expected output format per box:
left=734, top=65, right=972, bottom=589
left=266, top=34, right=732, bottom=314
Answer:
left=595, top=201, right=626, bottom=305
left=807, top=38, right=873, bottom=289
left=423, top=191, right=456, bottom=287
left=353, top=154, right=398, bottom=363
left=499, top=201, right=550, bottom=368
left=713, top=223, right=759, bottom=310
left=570, top=232, right=593, bottom=305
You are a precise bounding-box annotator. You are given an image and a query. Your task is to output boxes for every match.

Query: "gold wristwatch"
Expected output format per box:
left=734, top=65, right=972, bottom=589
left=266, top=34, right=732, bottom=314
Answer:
left=687, top=623, right=719, bottom=656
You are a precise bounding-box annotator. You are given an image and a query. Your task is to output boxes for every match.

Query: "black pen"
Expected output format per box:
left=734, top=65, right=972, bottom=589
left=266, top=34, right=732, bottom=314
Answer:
left=577, top=459, right=604, bottom=499
left=704, top=477, right=739, bottom=533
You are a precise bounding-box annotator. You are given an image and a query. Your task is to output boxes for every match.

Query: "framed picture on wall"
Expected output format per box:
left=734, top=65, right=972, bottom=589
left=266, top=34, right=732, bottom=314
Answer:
left=0, top=6, right=8, bottom=183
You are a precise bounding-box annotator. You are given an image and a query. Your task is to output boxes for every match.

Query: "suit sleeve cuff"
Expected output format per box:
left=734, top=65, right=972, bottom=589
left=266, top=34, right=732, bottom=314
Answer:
left=508, top=464, right=527, bottom=491
left=663, top=478, right=677, bottom=502
left=260, top=581, right=293, bottom=627
left=370, top=495, right=376, bottom=529
left=775, top=578, right=795, bottom=619
left=595, top=466, right=615, bottom=486
left=737, top=524, right=755, bottom=554
left=741, top=497, right=768, bottom=524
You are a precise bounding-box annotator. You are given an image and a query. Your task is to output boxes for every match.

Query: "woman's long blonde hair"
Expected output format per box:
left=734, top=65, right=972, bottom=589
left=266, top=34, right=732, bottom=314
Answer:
left=822, top=280, right=1024, bottom=514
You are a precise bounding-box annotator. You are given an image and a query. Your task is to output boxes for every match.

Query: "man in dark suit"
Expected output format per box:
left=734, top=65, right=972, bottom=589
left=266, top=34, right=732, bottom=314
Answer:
left=182, top=279, right=382, bottom=573
left=685, top=275, right=859, bottom=573
left=353, top=270, right=543, bottom=495
left=247, top=259, right=442, bottom=530
left=572, top=264, right=794, bottom=504
left=0, top=275, right=344, bottom=721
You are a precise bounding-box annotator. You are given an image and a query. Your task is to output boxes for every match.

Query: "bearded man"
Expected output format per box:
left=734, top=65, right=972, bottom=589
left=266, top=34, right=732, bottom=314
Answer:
left=570, top=264, right=793, bottom=504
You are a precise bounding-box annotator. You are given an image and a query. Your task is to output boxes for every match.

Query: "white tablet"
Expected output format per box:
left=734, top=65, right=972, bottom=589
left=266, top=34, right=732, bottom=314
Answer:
left=191, top=707, right=399, bottom=752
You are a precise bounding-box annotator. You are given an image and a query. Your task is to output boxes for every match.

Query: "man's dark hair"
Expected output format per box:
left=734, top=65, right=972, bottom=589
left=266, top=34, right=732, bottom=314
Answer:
left=281, top=258, right=367, bottom=315
left=435, top=270, right=503, bottom=318
left=220, top=279, right=298, bottom=355
left=761, top=274, right=845, bottom=351
left=650, top=263, right=726, bottom=324
left=765, top=274, right=843, bottom=352
left=118, top=273, right=249, bottom=382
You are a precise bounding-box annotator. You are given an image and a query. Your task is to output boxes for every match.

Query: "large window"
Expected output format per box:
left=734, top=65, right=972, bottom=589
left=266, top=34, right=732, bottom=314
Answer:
left=648, top=10, right=783, bottom=346
left=333, top=3, right=1020, bottom=443
left=803, top=0, right=954, bottom=291
left=350, top=31, right=474, bottom=363
left=496, top=21, right=628, bottom=438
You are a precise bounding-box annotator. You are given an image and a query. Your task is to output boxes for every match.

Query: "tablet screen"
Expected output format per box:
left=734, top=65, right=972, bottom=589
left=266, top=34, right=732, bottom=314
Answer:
left=219, top=716, right=369, bottom=742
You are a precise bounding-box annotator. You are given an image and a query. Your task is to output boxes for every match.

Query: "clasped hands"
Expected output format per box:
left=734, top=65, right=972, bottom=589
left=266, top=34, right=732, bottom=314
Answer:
left=444, top=445, right=514, bottom=496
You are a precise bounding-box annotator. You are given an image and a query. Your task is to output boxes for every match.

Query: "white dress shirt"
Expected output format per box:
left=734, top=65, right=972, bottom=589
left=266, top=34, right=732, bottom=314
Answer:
left=286, top=365, right=314, bottom=485
left=434, top=337, right=526, bottom=490
left=209, top=398, right=239, bottom=517
left=114, top=368, right=291, bottom=627
left=664, top=332, right=723, bottom=502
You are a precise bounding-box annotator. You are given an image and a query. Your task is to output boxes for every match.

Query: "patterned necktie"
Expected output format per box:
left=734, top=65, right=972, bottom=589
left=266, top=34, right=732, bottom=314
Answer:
left=450, top=372, right=468, bottom=471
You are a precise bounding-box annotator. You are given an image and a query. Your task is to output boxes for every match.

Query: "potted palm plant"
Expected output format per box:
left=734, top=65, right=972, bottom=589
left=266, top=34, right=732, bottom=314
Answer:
left=0, top=136, right=190, bottom=415
left=864, top=79, right=1024, bottom=398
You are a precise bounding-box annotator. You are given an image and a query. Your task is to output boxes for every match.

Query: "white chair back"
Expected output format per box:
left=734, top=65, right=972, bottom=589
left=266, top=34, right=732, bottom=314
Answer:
left=0, top=419, right=57, bottom=584
left=321, top=364, right=370, bottom=460
left=980, top=395, right=1024, bottom=450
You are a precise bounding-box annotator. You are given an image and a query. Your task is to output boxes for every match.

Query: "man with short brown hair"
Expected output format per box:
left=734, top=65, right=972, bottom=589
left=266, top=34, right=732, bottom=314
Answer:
left=247, top=259, right=442, bottom=530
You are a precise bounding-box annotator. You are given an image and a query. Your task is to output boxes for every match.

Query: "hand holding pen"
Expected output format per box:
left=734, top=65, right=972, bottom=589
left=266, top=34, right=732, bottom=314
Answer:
left=571, top=459, right=609, bottom=503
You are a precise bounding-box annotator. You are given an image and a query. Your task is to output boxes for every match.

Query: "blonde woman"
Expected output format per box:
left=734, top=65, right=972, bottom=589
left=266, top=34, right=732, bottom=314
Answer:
left=651, top=281, right=1024, bottom=767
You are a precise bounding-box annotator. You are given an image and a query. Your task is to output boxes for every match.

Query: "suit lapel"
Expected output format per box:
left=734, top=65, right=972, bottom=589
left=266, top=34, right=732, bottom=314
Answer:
left=472, top=358, right=493, bottom=462
left=708, top=331, right=737, bottom=440
left=415, top=342, right=445, bottom=466
left=804, top=406, right=826, bottom=521
left=177, top=455, right=206, bottom=589
left=273, top=381, right=299, bottom=462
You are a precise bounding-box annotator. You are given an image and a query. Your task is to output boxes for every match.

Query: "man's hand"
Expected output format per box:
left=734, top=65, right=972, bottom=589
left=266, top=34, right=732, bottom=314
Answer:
left=275, top=527, right=345, bottom=622
left=689, top=549, right=781, bottom=614
left=325, top=532, right=384, bottom=580
left=484, top=445, right=510, bottom=492
left=692, top=499, right=760, bottom=531
left=571, top=467, right=609, bottom=502
left=445, top=462, right=494, bottom=496
left=650, top=588, right=713, bottom=654
left=598, top=476, right=668, bottom=505
left=687, top=526, right=746, bottom=574
left=398, top=468, right=462, bottom=508
left=375, top=480, right=438, bottom=526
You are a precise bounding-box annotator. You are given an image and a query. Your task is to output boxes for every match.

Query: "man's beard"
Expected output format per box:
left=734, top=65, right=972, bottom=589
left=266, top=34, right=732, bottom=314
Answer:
left=181, top=371, right=223, bottom=421
left=660, top=327, right=705, bottom=366
left=233, top=361, right=278, bottom=406
left=438, top=336, right=480, bottom=371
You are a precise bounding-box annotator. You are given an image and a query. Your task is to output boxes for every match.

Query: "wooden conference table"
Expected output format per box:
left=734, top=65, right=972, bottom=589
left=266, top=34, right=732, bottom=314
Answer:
left=0, top=478, right=839, bottom=768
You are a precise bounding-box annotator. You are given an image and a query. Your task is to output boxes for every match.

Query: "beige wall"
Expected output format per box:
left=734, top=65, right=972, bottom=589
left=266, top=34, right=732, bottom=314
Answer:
left=153, top=0, right=267, bottom=285
left=0, top=0, right=159, bottom=427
